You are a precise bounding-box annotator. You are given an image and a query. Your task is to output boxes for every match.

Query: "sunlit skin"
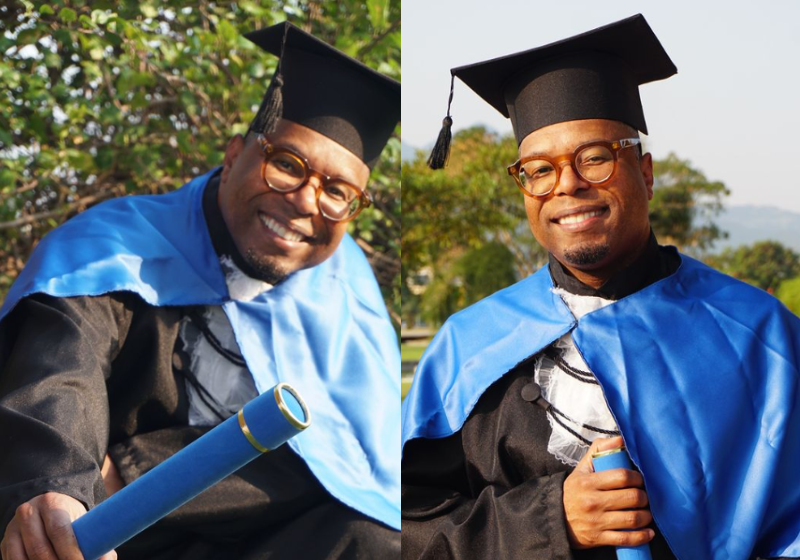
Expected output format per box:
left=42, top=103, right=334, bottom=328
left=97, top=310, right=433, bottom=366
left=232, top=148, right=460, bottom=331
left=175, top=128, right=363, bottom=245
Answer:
left=218, top=119, right=370, bottom=283
left=519, top=119, right=654, bottom=289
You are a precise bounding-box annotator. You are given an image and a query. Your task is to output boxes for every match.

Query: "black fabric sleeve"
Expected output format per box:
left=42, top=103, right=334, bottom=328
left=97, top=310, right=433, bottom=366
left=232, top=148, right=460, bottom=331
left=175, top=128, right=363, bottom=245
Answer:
left=401, top=432, right=577, bottom=560
left=0, top=293, right=134, bottom=532
left=106, top=427, right=331, bottom=544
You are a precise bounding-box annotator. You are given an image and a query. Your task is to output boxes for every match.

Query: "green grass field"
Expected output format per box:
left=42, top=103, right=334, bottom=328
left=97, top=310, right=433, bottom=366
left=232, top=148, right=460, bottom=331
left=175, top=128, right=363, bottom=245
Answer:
left=401, top=343, right=427, bottom=362
left=400, top=341, right=430, bottom=400
left=401, top=378, right=413, bottom=400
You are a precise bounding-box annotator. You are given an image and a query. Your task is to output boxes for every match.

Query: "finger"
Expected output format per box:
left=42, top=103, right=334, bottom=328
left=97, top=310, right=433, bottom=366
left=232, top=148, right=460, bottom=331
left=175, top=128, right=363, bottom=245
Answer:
left=598, top=509, right=653, bottom=531
left=42, top=507, right=83, bottom=560
left=16, top=503, right=57, bottom=560
left=587, top=436, right=627, bottom=473
left=599, top=487, right=649, bottom=510
left=596, top=528, right=655, bottom=548
left=2, top=532, right=29, bottom=560
left=98, top=550, right=118, bottom=560
left=593, top=468, right=645, bottom=490
left=575, top=436, right=624, bottom=474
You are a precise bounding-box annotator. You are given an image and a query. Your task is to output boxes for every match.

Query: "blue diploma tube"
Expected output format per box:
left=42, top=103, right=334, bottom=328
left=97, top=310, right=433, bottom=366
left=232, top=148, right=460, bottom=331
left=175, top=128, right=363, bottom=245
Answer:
left=591, top=446, right=653, bottom=560
left=73, top=382, right=310, bottom=560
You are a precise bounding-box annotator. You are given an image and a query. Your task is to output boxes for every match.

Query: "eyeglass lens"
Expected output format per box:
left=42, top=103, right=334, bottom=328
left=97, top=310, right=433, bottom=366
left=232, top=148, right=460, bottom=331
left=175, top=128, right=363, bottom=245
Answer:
left=520, top=144, right=615, bottom=196
left=263, top=151, right=362, bottom=221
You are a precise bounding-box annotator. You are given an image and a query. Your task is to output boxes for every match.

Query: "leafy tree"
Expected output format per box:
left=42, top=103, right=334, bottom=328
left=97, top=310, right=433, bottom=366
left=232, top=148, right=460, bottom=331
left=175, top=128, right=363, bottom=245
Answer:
left=705, top=241, right=800, bottom=292
left=402, top=127, right=547, bottom=327
left=650, top=153, right=729, bottom=254
left=776, top=276, right=800, bottom=316
left=459, top=241, right=517, bottom=305
left=419, top=242, right=517, bottom=327
left=0, top=0, right=400, bottom=325
left=402, top=126, right=547, bottom=282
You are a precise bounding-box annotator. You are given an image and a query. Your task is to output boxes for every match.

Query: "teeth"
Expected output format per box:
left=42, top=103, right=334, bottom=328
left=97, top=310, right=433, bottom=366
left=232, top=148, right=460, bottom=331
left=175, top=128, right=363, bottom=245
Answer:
left=557, top=210, right=603, bottom=225
left=259, top=214, right=304, bottom=242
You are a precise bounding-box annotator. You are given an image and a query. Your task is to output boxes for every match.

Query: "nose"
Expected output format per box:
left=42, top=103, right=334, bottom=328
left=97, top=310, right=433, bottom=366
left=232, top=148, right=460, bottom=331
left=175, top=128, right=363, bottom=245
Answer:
left=283, top=176, right=321, bottom=216
left=552, top=162, right=589, bottom=196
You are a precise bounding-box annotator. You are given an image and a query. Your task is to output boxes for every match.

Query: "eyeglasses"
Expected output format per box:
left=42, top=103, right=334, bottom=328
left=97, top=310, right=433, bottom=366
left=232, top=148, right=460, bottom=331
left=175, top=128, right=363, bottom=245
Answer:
left=507, top=138, right=641, bottom=197
left=256, top=134, right=372, bottom=222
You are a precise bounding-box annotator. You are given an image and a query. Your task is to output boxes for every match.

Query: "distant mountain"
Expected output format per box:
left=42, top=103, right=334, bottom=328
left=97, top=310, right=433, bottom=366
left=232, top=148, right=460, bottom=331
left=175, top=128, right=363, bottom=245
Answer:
left=401, top=140, right=419, bottom=162
left=712, top=205, right=800, bottom=253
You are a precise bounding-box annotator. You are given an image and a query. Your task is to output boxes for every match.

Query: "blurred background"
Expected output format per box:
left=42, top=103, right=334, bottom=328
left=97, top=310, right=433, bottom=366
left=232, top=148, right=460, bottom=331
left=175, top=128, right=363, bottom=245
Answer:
left=0, top=0, right=401, bottom=326
left=400, top=0, right=800, bottom=395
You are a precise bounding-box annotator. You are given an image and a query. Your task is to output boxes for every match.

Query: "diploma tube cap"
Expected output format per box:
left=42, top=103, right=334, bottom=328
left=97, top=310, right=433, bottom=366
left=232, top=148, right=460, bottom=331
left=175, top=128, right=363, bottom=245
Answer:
left=275, top=382, right=311, bottom=430
left=240, top=382, right=311, bottom=452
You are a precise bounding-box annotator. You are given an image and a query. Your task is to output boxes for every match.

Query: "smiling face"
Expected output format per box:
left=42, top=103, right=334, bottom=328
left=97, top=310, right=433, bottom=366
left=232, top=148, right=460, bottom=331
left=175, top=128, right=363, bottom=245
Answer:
left=519, top=119, right=654, bottom=287
left=218, top=119, right=369, bottom=284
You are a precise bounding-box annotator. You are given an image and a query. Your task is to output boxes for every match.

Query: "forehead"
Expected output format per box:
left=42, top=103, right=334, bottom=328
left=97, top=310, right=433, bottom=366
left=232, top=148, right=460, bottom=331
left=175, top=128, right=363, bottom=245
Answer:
left=519, top=119, right=635, bottom=156
left=258, top=119, right=370, bottom=186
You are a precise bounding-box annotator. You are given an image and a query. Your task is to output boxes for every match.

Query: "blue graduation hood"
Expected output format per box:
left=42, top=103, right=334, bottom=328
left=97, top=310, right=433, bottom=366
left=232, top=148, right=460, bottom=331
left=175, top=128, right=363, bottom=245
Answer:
left=1, top=169, right=400, bottom=530
left=402, top=260, right=800, bottom=559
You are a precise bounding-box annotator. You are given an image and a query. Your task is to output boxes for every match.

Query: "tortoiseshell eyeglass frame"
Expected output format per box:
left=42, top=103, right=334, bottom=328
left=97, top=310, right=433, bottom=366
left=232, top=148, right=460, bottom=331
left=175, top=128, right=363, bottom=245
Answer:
left=506, top=138, right=642, bottom=197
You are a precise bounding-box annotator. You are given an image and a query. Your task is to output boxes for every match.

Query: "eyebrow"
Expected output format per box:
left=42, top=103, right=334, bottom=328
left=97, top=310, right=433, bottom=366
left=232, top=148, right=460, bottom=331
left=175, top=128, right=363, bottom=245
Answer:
left=521, top=137, right=612, bottom=159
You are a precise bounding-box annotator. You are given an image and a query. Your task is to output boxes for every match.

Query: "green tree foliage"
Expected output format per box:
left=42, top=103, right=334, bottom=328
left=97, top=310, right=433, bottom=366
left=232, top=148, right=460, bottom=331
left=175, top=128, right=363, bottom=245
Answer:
left=776, top=276, right=800, bottom=315
left=705, top=241, right=800, bottom=292
left=650, top=153, right=729, bottom=254
left=401, top=127, right=547, bottom=327
left=419, top=241, right=516, bottom=326
left=402, top=127, right=548, bottom=278
left=0, top=0, right=400, bottom=325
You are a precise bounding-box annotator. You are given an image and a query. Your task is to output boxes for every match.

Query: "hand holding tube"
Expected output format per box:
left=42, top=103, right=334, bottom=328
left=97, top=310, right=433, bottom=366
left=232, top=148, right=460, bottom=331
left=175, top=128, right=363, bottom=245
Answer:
left=563, top=436, right=654, bottom=554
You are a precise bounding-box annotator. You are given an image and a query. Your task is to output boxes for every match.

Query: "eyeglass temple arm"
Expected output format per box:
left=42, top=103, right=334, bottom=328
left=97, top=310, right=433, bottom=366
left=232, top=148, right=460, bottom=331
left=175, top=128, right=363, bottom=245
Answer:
left=616, top=138, right=641, bottom=149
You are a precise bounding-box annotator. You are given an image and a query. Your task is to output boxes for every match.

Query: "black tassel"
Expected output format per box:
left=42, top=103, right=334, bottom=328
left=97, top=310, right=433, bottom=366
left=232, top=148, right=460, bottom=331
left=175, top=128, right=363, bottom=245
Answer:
left=427, top=116, right=453, bottom=170
left=427, top=73, right=456, bottom=170
left=250, top=23, right=288, bottom=135
left=254, top=73, right=284, bottom=134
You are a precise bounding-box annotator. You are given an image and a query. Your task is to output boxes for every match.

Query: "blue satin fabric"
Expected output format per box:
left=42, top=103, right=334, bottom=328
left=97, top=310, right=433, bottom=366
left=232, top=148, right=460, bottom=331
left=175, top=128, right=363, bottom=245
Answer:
left=401, top=257, right=800, bottom=559
left=1, top=170, right=400, bottom=530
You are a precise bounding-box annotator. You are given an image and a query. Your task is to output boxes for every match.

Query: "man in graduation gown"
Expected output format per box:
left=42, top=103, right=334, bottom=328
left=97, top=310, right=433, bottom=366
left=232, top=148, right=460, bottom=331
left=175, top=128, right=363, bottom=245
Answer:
left=401, top=15, right=800, bottom=560
left=0, top=22, right=401, bottom=560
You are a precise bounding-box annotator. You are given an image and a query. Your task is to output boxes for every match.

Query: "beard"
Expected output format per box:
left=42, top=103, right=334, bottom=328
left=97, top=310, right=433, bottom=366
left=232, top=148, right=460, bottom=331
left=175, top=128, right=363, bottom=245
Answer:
left=562, top=243, right=610, bottom=267
left=244, top=248, right=291, bottom=285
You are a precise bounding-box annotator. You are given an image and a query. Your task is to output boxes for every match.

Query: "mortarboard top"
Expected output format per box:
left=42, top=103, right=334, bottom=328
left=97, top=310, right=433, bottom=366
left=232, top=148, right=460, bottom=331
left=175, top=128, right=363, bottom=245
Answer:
left=428, top=14, right=676, bottom=169
left=245, top=22, right=400, bottom=168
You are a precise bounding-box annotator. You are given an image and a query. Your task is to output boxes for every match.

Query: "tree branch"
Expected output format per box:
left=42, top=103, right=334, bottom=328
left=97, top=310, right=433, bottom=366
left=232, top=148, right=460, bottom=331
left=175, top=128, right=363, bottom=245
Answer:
left=357, top=18, right=400, bottom=58
left=0, top=191, right=117, bottom=230
left=0, top=179, right=39, bottom=202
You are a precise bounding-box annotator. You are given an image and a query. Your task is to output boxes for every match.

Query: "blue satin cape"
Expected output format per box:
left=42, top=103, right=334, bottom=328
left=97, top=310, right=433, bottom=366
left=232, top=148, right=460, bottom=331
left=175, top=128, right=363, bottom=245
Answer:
left=1, top=170, right=400, bottom=530
left=401, top=258, right=800, bottom=559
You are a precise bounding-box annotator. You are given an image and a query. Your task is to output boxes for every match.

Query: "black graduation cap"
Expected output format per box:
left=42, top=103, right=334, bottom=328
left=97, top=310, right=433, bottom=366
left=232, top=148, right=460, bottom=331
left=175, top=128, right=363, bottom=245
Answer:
left=428, top=14, right=676, bottom=169
left=245, top=22, right=400, bottom=168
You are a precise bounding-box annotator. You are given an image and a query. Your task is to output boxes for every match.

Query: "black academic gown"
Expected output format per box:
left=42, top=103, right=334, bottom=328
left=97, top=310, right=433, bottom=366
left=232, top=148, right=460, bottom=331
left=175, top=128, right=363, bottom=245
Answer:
left=401, top=235, right=681, bottom=560
left=0, top=177, right=400, bottom=560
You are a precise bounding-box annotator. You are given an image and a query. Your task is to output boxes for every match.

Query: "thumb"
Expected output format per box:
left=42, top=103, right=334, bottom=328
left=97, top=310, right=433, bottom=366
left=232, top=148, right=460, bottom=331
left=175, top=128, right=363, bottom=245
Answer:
left=574, top=436, right=625, bottom=474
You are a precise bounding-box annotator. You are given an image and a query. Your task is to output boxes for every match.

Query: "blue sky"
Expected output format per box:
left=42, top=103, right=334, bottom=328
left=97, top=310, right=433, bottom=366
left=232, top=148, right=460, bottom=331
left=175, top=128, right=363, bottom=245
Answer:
left=402, top=0, right=800, bottom=212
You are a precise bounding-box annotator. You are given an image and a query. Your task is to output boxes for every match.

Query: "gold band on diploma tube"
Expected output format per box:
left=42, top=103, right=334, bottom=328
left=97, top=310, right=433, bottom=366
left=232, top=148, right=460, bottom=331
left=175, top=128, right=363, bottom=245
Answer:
left=591, top=446, right=626, bottom=459
left=273, top=382, right=311, bottom=431
left=238, top=409, right=270, bottom=453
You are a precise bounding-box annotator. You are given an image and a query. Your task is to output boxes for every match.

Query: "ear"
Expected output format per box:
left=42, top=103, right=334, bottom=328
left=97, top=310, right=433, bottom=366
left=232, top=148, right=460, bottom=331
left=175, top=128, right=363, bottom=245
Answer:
left=640, top=152, right=654, bottom=200
left=220, top=134, right=246, bottom=186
